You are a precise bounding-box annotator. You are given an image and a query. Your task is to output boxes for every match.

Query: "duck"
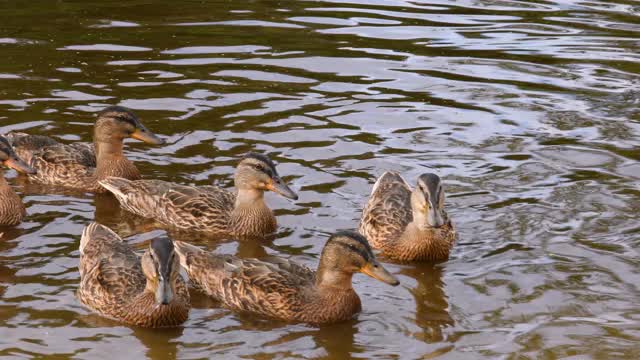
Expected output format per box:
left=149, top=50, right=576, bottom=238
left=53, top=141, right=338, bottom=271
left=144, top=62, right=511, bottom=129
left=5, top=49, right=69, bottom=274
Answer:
left=5, top=106, right=164, bottom=193
left=173, top=231, right=399, bottom=324
left=77, top=222, right=190, bottom=328
left=99, top=152, right=298, bottom=238
left=358, top=172, right=456, bottom=262
left=0, top=135, right=36, bottom=226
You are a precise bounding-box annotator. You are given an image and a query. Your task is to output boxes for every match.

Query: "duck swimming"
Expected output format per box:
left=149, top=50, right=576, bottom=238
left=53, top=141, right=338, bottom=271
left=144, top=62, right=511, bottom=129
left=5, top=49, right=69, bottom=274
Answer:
left=359, top=172, right=456, bottom=262
left=6, top=106, right=164, bottom=193
left=99, top=152, right=298, bottom=238
left=77, top=222, right=190, bottom=327
left=0, top=136, right=36, bottom=226
left=173, top=231, right=399, bottom=324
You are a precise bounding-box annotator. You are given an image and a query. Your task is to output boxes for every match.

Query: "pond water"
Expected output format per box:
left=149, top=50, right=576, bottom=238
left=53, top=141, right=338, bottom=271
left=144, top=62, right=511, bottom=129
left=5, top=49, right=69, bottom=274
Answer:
left=1, top=0, right=639, bottom=359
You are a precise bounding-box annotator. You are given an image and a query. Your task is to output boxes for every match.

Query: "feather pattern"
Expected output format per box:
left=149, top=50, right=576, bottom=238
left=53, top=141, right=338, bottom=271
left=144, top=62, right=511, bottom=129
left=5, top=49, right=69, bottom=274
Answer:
left=100, top=178, right=276, bottom=237
left=6, top=132, right=140, bottom=192
left=359, top=172, right=456, bottom=262
left=174, top=241, right=361, bottom=324
left=0, top=135, right=30, bottom=226
left=0, top=174, right=26, bottom=226
left=77, top=223, right=190, bottom=327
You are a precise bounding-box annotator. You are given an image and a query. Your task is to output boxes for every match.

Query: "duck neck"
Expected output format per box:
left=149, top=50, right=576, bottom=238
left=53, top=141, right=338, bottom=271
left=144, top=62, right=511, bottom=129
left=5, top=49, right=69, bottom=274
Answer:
left=234, top=188, right=265, bottom=208
left=315, top=265, right=354, bottom=291
left=411, top=208, right=431, bottom=232
left=229, top=188, right=276, bottom=237
left=93, top=140, right=140, bottom=183
left=94, top=139, right=125, bottom=163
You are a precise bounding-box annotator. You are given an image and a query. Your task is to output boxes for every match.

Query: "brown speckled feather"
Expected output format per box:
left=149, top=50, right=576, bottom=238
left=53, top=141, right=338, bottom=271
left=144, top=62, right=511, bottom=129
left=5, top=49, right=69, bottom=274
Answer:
left=0, top=175, right=26, bottom=226
left=100, top=178, right=236, bottom=233
left=359, top=172, right=413, bottom=247
left=359, top=172, right=456, bottom=262
left=77, top=223, right=190, bottom=327
left=174, top=242, right=360, bottom=324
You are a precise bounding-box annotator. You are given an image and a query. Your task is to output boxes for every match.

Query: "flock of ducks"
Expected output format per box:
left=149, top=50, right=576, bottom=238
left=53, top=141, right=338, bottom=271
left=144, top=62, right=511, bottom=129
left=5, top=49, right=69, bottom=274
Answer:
left=0, top=106, right=456, bottom=326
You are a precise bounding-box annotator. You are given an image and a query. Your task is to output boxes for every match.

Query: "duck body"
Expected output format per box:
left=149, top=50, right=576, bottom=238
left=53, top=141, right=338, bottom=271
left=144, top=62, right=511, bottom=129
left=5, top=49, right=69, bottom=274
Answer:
left=6, top=106, right=163, bottom=193
left=0, top=135, right=36, bottom=226
left=359, top=172, right=456, bottom=262
left=174, top=231, right=399, bottom=324
left=100, top=153, right=298, bottom=238
left=0, top=175, right=26, bottom=226
left=77, top=223, right=190, bottom=327
left=98, top=179, right=272, bottom=237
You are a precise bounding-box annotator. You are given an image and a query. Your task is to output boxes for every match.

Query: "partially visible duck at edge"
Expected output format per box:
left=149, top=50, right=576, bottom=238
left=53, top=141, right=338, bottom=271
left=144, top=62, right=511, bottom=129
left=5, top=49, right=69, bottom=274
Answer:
left=359, top=171, right=456, bottom=262
left=99, top=152, right=298, bottom=239
left=0, top=135, right=36, bottom=226
left=5, top=106, right=164, bottom=193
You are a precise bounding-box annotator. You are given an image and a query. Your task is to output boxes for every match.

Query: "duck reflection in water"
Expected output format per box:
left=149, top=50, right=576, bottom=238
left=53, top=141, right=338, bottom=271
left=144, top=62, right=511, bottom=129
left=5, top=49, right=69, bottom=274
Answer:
left=76, top=313, right=185, bottom=360
left=399, top=263, right=453, bottom=343
left=0, top=228, right=27, bottom=299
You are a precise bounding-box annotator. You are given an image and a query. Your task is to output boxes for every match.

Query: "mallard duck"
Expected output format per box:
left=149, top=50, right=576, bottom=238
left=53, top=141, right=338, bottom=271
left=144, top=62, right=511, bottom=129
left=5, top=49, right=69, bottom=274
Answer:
left=5, top=106, right=164, bottom=193
left=99, top=152, right=298, bottom=238
left=174, top=231, right=399, bottom=324
left=358, top=172, right=456, bottom=262
left=77, top=222, right=190, bottom=327
left=0, top=136, right=36, bottom=226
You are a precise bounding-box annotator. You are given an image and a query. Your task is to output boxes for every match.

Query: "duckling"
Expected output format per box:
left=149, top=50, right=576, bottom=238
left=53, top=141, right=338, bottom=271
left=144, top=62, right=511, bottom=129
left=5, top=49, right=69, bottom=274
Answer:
left=174, top=231, right=399, bottom=324
left=99, top=153, right=298, bottom=238
left=0, top=136, right=36, bottom=226
left=77, top=223, right=190, bottom=327
left=359, top=172, right=456, bottom=262
left=6, top=106, right=164, bottom=193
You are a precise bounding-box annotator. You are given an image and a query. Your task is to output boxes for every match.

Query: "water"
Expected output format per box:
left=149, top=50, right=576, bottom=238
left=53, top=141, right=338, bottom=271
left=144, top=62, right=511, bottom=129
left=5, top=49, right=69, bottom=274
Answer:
left=1, top=0, right=639, bottom=358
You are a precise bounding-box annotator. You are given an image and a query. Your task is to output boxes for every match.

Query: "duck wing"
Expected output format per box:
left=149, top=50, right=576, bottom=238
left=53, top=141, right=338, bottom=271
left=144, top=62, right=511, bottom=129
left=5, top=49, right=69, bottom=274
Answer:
left=100, top=178, right=235, bottom=232
left=175, top=241, right=313, bottom=318
left=6, top=132, right=95, bottom=166
left=358, top=171, right=413, bottom=249
left=78, top=223, right=145, bottom=309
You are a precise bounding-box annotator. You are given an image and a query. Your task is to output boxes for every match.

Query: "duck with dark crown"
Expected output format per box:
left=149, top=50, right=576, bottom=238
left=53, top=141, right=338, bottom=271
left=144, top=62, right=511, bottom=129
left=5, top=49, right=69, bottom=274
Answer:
left=359, top=172, right=456, bottom=262
left=99, top=152, right=298, bottom=238
left=173, top=231, right=399, bottom=324
left=5, top=106, right=164, bottom=193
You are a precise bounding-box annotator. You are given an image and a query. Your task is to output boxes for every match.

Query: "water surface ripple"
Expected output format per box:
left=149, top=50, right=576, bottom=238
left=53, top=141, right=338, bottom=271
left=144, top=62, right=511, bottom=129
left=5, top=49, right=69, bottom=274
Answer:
left=1, top=0, right=639, bottom=359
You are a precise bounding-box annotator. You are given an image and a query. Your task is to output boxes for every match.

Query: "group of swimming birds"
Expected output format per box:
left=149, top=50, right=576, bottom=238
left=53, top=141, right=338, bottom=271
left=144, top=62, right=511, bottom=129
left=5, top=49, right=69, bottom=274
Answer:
left=0, top=106, right=456, bottom=326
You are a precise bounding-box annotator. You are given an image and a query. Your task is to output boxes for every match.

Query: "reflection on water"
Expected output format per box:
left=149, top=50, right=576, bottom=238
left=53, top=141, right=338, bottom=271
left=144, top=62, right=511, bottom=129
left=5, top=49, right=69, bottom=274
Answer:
left=1, top=0, right=640, bottom=358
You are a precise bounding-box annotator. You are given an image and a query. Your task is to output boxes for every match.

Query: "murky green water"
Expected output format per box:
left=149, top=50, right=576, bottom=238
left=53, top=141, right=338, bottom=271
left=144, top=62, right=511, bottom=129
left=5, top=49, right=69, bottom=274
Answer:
left=1, top=0, right=639, bottom=358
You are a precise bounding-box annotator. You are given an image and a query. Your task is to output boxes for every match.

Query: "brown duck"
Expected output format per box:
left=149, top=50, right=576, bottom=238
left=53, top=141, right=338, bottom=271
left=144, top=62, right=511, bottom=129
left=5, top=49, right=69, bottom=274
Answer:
left=174, top=231, right=399, bottom=324
left=359, top=172, right=456, bottom=262
left=77, top=222, right=190, bottom=327
left=6, top=106, right=164, bottom=193
left=99, top=153, right=298, bottom=238
left=0, top=136, right=36, bottom=226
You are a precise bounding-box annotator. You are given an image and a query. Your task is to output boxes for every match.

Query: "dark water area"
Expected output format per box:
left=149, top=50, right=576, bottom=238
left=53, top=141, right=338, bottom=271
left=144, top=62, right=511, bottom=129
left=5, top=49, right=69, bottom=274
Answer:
left=1, top=0, right=639, bottom=358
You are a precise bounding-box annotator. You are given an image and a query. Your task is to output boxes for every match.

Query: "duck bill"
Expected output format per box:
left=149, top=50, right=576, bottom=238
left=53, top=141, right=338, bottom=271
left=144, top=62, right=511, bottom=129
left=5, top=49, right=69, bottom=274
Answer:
left=4, top=157, right=36, bottom=174
left=131, top=126, right=165, bottom=145
left=155, top=277, right=173, bottom=305
left=267, top=177, right=298, bottom=200
left=425, top=207, right=445, bottom=228
left=360, top=261, right=399, bottom=286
